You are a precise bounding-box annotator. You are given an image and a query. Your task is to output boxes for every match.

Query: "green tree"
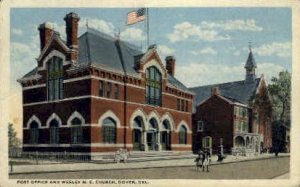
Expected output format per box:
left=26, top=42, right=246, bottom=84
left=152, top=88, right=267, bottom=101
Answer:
left=268, top=71, right=291, bottom=123
left=8, top=123, right=21, bottom=148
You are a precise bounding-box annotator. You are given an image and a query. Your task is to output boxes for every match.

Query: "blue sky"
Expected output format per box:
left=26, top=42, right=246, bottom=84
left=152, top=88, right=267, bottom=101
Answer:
left=10, top=8, right=292, bottom=92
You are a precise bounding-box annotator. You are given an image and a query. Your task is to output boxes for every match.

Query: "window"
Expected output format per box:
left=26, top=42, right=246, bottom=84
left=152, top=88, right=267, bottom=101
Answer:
left=177, top=99, right=180, bottom=111
left=179, top=125, right=187, bottom=144
left=47, top=56, right=63, bottom=101
left=185, top=100, right=188, bottom=112
left=29, top=121, right=39, bottom=144
left=99, top=81, right=104, bottom=97
left=114, top=84, right=119, bottom=99
left=197, top=121, right=204, bottom=132
left=103, top=117, right=117, bottom=144
left=49, top=119, right=59, bottom=144
left=146, top=66, right=162, bottom=106
left=107, top=82, right=111, bottom=98
left=71, top=117, right=82, bottom=144
left=181, top=100, right=184, bottom=111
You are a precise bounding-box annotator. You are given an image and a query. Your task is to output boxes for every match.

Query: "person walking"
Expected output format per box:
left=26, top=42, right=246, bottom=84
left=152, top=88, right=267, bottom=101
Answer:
left=202, top=148, right=211, bottom=172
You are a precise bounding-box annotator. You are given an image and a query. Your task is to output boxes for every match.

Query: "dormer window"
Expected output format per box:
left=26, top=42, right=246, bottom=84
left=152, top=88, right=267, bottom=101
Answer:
left=47, top=56, right=63, bottom=101
left=146, top=66, right=162, bottom=106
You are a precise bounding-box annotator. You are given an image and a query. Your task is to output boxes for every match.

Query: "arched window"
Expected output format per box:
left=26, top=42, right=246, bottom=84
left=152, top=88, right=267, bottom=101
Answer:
left=71, top=117, right=82, bottom=144
left=179, top=125, right=187, bottom=144
left=103, top=118, right=117, bottom=144
left=47, top=56, right=63, bottom=101
left=49, top=119, right=59, bottom=144
left=146, top=66, right=162, bottom=106
left=29, top=121, right=39, bottom=144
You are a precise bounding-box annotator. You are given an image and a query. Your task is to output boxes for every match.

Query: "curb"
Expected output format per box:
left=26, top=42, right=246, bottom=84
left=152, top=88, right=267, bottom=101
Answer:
left=9, top=155, right=290, bottom=175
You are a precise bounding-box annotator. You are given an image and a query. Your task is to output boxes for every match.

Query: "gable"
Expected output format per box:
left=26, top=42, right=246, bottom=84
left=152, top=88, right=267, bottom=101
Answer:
left=37, top=35, right=69, bottom=68
left=140, top=49, right=167, bottom=79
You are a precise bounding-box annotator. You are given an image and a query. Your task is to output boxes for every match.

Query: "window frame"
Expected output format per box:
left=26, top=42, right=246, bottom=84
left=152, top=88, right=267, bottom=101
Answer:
left=47, top=56, right=63, bottom=101
left=103, top=118, right=117, bottom=144
left=197, top=121, right=204, bottom=132
left=146, top=66, right=162, bottom=106
left=178, top=125, right=187, bottom=144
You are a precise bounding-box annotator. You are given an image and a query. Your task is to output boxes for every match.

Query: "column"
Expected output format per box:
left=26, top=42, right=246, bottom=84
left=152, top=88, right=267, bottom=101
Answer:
left=156, top=131, right=162, bottom=151
left=143, top=131, right=148, bottom=151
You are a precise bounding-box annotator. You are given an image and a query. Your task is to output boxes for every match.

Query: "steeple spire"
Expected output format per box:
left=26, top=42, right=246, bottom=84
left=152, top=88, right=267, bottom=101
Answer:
left=245, top=41, right=257, bottom=83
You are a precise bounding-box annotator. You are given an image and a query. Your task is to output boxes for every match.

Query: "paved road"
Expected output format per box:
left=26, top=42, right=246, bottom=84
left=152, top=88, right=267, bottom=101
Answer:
left=10, top=157, right=289, bottom=179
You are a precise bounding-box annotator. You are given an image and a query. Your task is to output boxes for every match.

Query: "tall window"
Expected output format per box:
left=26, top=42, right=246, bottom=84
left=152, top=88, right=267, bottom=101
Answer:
left=29, top=121, right=39, bottom=144
left=177, top=99, right=180, bottom=110
left=49, top=119, right=59, bottom=144
left=47, top=56, right=63, bottom=101
left=107, top=82, right=111, bottom=98
left=179, top=125, right=187, bottom=144
left=146, top=66, right=162, bottom=106
left=99, top=81, right=104, bottom=97
left=103, top=117, right=117, bottom=144
left=71, top=117, right=82, bottom=144
left=114, top=84, right=119, bottom=99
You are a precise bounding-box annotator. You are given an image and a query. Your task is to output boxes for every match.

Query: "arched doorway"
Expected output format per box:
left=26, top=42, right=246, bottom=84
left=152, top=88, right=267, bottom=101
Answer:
left=132, top=116, right=143, bottom=151
left=235, top=136, right=245, bottom=147
left=161, top=120, right=171, bottom=150
left=147, top=118, right=158, bottom=151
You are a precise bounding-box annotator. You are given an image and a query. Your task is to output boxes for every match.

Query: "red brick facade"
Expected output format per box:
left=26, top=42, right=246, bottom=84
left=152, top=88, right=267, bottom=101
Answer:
left=20, top=12, right=194, bottom=154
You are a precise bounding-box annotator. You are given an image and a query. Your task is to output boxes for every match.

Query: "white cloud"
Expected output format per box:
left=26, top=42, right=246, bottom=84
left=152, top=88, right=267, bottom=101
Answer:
left=168, top=19, right=262, bottom=43
left=192, top=47, right=217, bottom=55
left=252, top=42, right=291, bottom=57
left=12, top=28, right=23, bottom=36
left=168, top=22, right=230, bottom=43
left=176, top=62, right=286, bottom=87
left=120, top=27, right=145, bottom=42
left=157, top=45, right=175, bottom=57
left=10, top=36, right=40, bottom=92
left=233, top=50, right=240, bottom=56
left=79, top=17, right=115, bottom=36
left=200, top=19, right=263, bottom=32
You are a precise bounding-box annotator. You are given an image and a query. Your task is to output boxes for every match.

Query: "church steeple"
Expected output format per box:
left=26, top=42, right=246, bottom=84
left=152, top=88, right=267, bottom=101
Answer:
left=245, top=42, right=257, bottom=83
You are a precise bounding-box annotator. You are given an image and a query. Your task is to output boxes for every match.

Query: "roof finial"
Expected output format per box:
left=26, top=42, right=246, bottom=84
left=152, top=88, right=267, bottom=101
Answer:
left=114, top=28, right=121, bottom=40
left=248, top=41, right=252, bottom=52
left=86, top=19, right=89, bottom=29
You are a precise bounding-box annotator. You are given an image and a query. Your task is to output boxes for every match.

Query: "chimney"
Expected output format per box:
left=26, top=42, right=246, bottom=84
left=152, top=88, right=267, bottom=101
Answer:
left=64, top=12, right=80, bottom=62
left=38, top=22, right=53, bottom=51
left=165, top=56, right=176, bottom=76
left=211, top=86, right=220, bottom=96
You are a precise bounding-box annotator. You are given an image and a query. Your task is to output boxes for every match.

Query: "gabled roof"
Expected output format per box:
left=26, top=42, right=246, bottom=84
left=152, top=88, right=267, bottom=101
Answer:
left=189, top=78, right=261, bottom=109
left=20, top=27, right=191, bottom=94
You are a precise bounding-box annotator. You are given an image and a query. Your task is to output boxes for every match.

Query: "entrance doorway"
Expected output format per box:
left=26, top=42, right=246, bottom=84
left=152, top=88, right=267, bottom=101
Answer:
left=132, top=116, right=144, bottom=151
left=161, top=131, right=170, bottom=150
left=147, top=131, right=156, bottom=151
left=133, top=129, right=142, bottom=151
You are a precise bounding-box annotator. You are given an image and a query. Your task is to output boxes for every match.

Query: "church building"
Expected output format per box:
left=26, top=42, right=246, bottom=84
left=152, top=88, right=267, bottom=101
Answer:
left=18, top=12, right=194, bottom=155
left=190, top=47, right=273, bottom=156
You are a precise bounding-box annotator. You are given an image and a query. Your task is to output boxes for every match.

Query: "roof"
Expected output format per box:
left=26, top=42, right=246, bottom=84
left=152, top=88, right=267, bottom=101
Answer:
left=189, top=78, right=261, bottom=109
left=167, top=75, right=191, bottom=92
left=21, top=27, right=191, bottom=93
left=77, top=28, right=142, bottom=77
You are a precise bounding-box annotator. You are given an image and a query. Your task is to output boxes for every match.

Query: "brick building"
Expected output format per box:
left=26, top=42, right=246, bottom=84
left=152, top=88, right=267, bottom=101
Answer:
left=18, top=12, right=194, bottom=154
left=190, top=48, right=273, bottom=156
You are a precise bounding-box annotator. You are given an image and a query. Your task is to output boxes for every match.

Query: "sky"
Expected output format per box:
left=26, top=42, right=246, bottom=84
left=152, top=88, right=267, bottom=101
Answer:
left=9, top=7, right=292, bottom=138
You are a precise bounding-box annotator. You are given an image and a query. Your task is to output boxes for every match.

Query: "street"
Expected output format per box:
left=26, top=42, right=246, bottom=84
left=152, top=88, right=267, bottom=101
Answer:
left=10, top=156, right=289, bottom=179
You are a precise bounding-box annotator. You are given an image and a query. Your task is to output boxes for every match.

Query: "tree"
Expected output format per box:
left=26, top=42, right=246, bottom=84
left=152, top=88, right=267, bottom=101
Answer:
left=268, top=71, right=291, bottom=152
left=268, top=71, right=291, bottom=123
left=8, top=123, right=21, bottom=148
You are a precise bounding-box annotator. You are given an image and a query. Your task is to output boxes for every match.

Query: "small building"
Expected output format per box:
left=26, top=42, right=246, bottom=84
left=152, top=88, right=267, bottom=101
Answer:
left=190, top=48, right=272, bottom=156
left=18, top=12, right=194, bottom=155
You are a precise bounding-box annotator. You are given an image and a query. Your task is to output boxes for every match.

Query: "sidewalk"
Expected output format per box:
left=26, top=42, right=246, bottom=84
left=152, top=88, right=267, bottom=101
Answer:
left=9, top=153, right=290, bottom=175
